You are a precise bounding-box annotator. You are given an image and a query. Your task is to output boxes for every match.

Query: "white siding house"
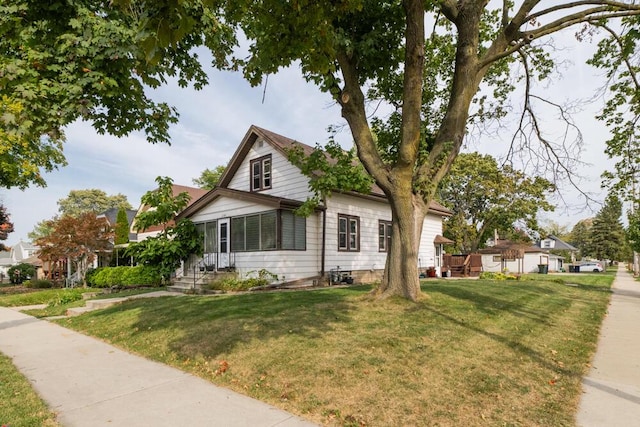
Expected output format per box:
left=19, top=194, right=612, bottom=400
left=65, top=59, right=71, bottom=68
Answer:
left=177, top=125, right=452, bottom=285
left=478, top=241, right=565, bottom=274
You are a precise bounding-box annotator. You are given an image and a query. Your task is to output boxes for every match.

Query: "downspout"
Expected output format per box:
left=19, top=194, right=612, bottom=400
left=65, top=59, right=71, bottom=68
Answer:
left=320, top=201, right=327, bottom=281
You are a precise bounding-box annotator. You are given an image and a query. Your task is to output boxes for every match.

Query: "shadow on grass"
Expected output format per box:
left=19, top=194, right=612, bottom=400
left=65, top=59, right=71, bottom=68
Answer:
left=79, top=287, right=363, bottom=361
left=422, top=301, right=583, bottom=378
left=424, top=281, right=558, bottom=324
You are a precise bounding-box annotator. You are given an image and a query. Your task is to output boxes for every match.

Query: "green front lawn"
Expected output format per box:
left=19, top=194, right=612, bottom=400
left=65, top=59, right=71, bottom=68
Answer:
left=54, top=273, right=613, bottom=426
left=0, top=352, right=60, bottom=427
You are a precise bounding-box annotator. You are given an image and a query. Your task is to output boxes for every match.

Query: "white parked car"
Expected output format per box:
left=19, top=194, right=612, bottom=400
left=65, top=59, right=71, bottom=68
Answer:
left=579, top=262, right=604, bottom=272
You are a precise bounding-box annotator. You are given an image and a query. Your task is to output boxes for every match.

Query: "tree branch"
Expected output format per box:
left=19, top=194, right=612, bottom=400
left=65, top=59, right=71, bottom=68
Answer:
left=335, top=51, right=392, bottom=191
left=507, top=50, right=596, bottom=209
left=438, top=0, right=458, bottom=22
left=480, top=2, right=640, bottom=69
left=597, top=23, right=640, bottom=92
left=397, top=0, right=425, bottom=171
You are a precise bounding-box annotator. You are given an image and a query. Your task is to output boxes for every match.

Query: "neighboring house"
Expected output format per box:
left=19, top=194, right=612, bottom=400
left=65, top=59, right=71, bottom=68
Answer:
left=176, top=125, right=452, bottom=285
left=536, top=234, right=578, bottom=262
left=478, top=240, right=564, bottom=273
left=3, top=241, right=45, bottom=281
left=0, top=250, right=12, bottom=282
left=9, top=240, right=39, bottom=264
left=132, top=185, right=208, bottom=242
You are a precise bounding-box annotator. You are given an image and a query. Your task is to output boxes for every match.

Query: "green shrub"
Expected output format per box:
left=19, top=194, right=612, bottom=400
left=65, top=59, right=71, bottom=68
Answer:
left=47, top=289, right=84, bottom=307
left=88, top=266, right=161, bottom=288
left=120, top=265, right=161, bottom=286
left=24, top=279, right=53, bottom=289
left=91, top=269, right=107, bottom=288
left=206, top=269, right=278, bottom=292
left=85, top=267, right=103, bottom=287
left=206, top=277, right=254, bottom=292
left=7, top=263, right=36, bottom=284
left=106, top=267, right=126, bottom=286
left=479, top=271, right=519, bottom=281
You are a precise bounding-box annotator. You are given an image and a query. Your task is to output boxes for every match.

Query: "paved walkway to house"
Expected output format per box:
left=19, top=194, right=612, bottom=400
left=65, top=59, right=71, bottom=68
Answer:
left=0, top=297, right=317, bottom=426
left=576, top=264, right=640, bottom=426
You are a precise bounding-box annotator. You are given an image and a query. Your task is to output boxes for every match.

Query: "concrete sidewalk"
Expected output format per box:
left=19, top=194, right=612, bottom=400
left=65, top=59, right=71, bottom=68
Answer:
left=576, top=264, right=640, bottom=426
left=0, top=306, right=317, bottom=427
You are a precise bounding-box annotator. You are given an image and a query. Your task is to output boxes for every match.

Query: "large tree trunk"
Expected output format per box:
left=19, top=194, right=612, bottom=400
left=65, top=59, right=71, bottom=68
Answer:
left=375, top=192, right=427, bottom=301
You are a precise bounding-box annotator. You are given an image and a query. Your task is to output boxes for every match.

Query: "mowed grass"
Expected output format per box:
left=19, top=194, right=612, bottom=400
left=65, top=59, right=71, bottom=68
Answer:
left=0, top=287, right=95, bottom=307
left=0, top=352, right=60, bottom=427
left=54, top=273, right=613, bottom=426
left=0, top=286, right=166, bottom=317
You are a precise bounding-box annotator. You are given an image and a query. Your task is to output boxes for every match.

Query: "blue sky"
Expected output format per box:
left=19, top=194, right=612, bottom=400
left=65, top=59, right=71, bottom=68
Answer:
left=1, top=33, right=615, bottom=246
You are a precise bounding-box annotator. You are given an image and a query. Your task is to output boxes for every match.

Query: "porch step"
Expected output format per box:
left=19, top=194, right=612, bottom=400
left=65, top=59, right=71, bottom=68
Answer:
left=85, top=298, right=128, bottom=310
left=167, top=284, right=200, bottom=293
left=66, top=306, right=98, bottom=317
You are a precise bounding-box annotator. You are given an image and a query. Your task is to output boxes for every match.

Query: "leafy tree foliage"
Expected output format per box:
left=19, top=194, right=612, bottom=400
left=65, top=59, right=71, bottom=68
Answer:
left=125, top=219, right=201, bottom=283
left=0, top=0, right=235, bottom=188
left=0, top=96, right=67, bottom=189
left=35, top=212, right=113, bottom=283
left=539, top=220, right=571, bottom=242
left=568, top=219, right=593, bottom=259
left=287, top=137, right=374, bottom=216
left=28, top=189, right=131, bottom=241
left=133, top=177, right=191, bottom=232
left=27, top=220, right=55, bottom=243
left=439, top=153, right=554, bottom=253
left=0, top=205, right=14, bottom=251
left=58, top=189, right=131, bottom=217
left=192, top=165, right=226, bottom=190
left=591, top=16, right=640, bottom=203
left=584, top=193, right=629, bottom=262
left=626, top=208, right=640, bottom=254
left=126, top=176, right=201, bottom=282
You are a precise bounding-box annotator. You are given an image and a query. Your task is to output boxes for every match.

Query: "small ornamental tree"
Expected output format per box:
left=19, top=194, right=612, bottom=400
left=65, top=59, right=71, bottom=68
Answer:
left=36, top=213, right=114, bottom=284
left=115, top=207, right=130, bottom=245
left=0, top=205, right=14, bottom=251
left=125, top=177, right=202, bottom=283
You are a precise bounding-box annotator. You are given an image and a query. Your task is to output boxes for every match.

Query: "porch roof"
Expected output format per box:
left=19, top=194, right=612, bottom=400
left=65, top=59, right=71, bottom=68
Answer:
left=434, top=235, right=454, bottom=244
left=177, top=187, right=314, bottom=219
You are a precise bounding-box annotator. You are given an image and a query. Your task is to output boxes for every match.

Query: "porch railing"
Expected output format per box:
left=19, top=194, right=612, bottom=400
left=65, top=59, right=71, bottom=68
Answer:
left=181, top=252, right=236, bottom=289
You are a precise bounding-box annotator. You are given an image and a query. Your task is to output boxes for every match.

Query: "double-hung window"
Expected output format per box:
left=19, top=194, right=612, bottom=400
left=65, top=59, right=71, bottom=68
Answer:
left=250, top=155, right=272, bottom=191
left=378, top=220, right=392, bottom=252
left=338, top=214, right=359, bottom=252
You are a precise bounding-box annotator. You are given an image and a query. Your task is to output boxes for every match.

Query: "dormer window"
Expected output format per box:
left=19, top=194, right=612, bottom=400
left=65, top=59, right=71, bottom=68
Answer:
left=250, top=155, right=272, bottom=192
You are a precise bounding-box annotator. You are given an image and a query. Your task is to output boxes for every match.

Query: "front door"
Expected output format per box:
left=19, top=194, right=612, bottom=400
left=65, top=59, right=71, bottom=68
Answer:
left=218, top=219, right=230, bottom=269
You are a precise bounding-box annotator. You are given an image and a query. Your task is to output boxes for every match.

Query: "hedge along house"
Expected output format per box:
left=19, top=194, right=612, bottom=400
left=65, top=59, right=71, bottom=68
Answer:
left=176, top=125, right=452, bottom=286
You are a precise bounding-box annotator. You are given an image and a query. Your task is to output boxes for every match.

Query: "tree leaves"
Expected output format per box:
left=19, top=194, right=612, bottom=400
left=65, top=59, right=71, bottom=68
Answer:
left=0, top=0, right=236, bottom=188
left=0, top=205, right=14, bottom=250
left=439, top=152, right=555, bottom=252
